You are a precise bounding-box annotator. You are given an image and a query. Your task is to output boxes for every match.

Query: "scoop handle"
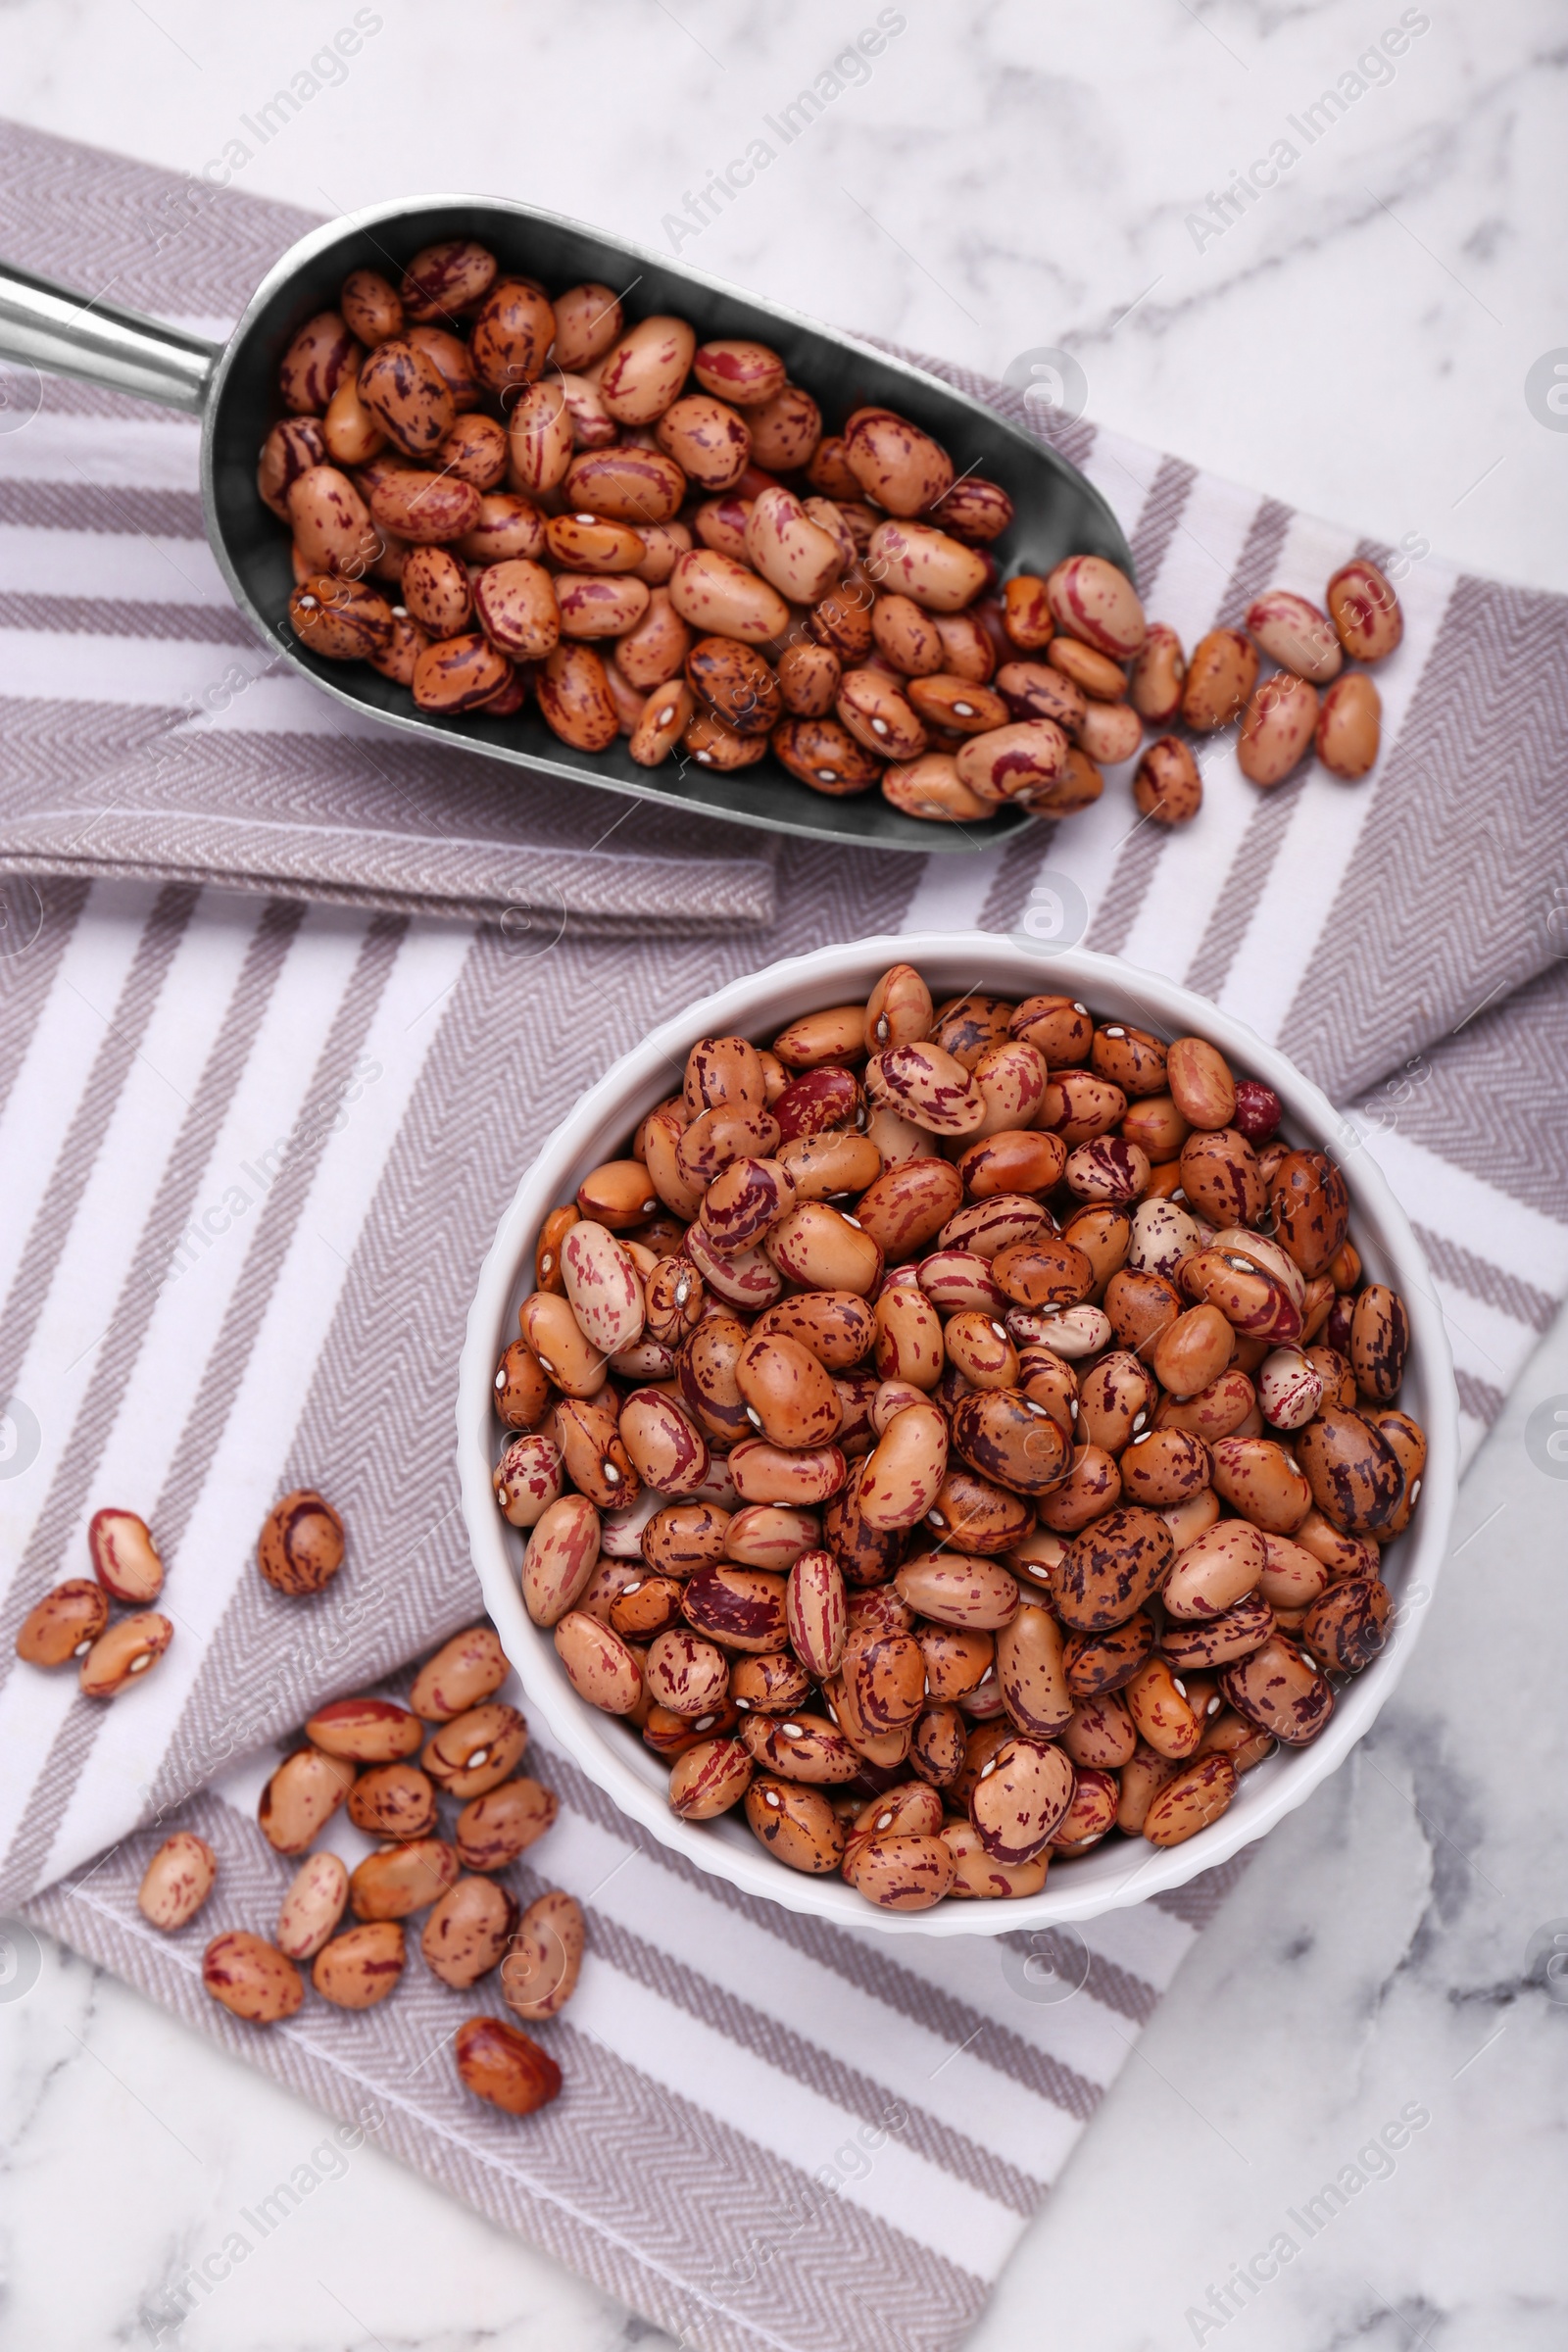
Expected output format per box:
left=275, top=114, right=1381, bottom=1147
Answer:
left=0, top=260, right=220, bottom=414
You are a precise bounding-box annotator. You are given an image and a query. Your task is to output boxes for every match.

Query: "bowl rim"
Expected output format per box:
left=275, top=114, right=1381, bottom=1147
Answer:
left=457, top=932, right=1458, bottom=1936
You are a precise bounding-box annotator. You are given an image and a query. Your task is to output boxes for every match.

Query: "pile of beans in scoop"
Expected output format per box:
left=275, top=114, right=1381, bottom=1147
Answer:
left=494, top=965, right=1425, bottom=1913
left=265, top=235, right=1176, bottom=826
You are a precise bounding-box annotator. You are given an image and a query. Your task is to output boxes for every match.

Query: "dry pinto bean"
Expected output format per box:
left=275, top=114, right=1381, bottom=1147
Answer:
left=996, top=1605, right=1072, bottom=1737
left=16, top=1579, right=110, bottom=1667
left=1129, top=622, right=1186, bottom=721
left=599, top=315, right=698, bottom=421
left=1238, top=669, right=1319, bottom=787
left=745, top=486, right=845, bottom=603
left=1181, top=628, right=1259, bottom=730
left=275, top=1851, right=350, bottom=1960
left=668, top=549, right=791, bottom=644
left=456, top=1778, right=560, bottom=1871
left=1133, top=735, right=1202, bottom=826
left=347, top=1761, right=438, bottom=1840
left=555, top=572, right=651, bottom=639
left=457, top=492, right=546, bottom=564
left=203, top=1931, right=305, bottom=2025
left=745, top=1777, right=846, bottom=1872
left=537, top=641, right=619, bottom=749
left=693, top=338, right=787, bottom=404
left=279, top=311, right=362, bottom=415
left=350, top=1838, right=460, bottom=1921
left=681, top=1561, right=790, bottom=1649
left=1304, top=1575, right=1392, bottom=1672
left=553, top=281, right=624, bottom=369
left=687, top=636, right=781, bottom=736
left=873, top=594, right=946, bottom=676
left=455, top=2015, right=562, bottom=2115
left=657, top=392, right=752, bottom=490
left=742, top=1711, right=860, bottom=1782
left=776, top=639, right=843, bottom=715
left=83, top=1506, right=164, bottom=1603
left=307, top=1695, right=425, bottom=1762
left=411, top=1624, right=508, bottom=1720
left=414, top=633, right=512, bottom=713
left=472, top=559, right=561, bottom=659
left=1269, top=1150, right=1351, bottom=1276
left=1295, top=1404, right=1405, bottom=1535
left=857, top=1402, right=950, bottom=1530
left=357, top=338, right=454, bottom=457
left=258, top=1745, right=356, bottom=1855
left=1246, top=588, right=1343, bottom=683
left=137, top=1833, right=218, bottom=1932
left=78, top=1609, right=173, bottom=1697
left=1142, top=1752, right=1238, bottom=1845
left=843, top=407, right=955, bottom=516
left=772, top=715, right=883, bottom=794
left=970, top=1733, right=1075, bottom=1864
left=1209, top=1435, right=1312, bottom=1533
left=1219, top=1634, right=1334, bottom=1745
left=401, top=545, right=472, bottom=637
left=837, top=668, right=928, bottom=760
left=1326, top=558, right=1402, bottom=662
left=422, top=1702, right=529, bottom=1796
left=1316, top=666, right=1383, bottom=780
left=845, top=1832, right=956, bottom=1911
left=1046, top=553, right=1146, bottom=658
left=1350, top=1284, right=1409, bottom=1402
left=314, top=1920, right=406, bottom=2010
left=420, top=1876, right=520, bottom=1990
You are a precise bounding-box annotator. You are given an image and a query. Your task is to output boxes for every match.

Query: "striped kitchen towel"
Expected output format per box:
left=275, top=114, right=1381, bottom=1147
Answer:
left=4, top=119, right=1568, bottom=2352
left=0, top=119, right=778, bottom=934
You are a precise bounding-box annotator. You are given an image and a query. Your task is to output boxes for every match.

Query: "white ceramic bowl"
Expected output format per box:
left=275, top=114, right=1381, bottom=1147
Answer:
left=457, top=934, right=1457, bottom=1936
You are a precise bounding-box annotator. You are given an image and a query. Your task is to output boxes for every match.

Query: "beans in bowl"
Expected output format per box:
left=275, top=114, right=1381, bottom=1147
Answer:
left=494, top=966, right=1425, bottom=1913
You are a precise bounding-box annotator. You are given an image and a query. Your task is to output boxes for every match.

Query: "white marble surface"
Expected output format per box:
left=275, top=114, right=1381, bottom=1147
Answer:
left=3, top=5, right=1567, bottom=2348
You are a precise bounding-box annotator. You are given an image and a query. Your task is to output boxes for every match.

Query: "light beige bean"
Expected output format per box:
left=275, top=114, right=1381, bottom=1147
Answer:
left=1246, top=589, right=1342, bottom=681
left=1046, top=554, right=1147, bottom=658
left=276, top=1851, right=351, bottom=1959
left=137, top=1832, right=218, bottom=1932
left=667, top=549, right=791, bottom=644
left=599, top=316, right=698, bottom=422
left=202, top=1931, right=304, bottom=2025
left=896, top=1551, right=1020, bottom=1629
left=867, top=519, right=989, bottom=612
left=258, top=1744, right=356, bottom=1855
